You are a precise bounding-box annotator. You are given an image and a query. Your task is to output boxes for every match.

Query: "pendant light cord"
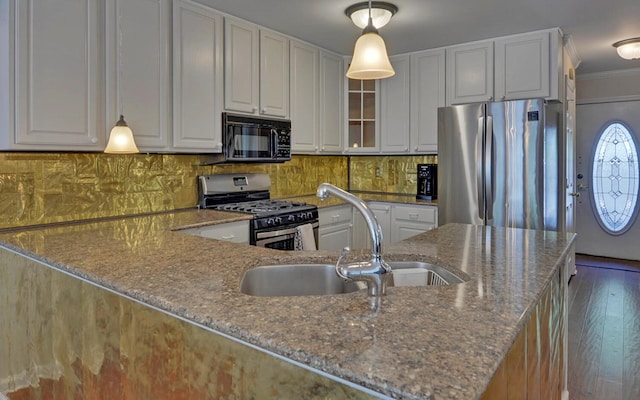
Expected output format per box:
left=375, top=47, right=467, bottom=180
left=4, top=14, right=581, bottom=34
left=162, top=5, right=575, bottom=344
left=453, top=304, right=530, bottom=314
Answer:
left=117, top=9, right=124, bottom=117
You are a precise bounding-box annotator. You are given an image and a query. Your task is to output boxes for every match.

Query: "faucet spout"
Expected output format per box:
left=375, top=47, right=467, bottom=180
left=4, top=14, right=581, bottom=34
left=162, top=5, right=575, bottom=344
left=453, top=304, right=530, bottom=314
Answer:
left=316, top=183, right=391, bottom=296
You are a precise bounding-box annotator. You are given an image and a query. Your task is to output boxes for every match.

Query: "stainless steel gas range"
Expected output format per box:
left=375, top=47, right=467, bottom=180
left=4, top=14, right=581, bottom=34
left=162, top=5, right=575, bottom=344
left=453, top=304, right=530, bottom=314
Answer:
left=197, top=173, right=318, bottom=250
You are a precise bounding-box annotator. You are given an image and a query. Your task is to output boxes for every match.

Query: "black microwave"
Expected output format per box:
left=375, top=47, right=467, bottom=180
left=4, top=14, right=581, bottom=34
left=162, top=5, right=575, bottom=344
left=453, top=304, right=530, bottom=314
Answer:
left=222, top=113, right=291, bottom=163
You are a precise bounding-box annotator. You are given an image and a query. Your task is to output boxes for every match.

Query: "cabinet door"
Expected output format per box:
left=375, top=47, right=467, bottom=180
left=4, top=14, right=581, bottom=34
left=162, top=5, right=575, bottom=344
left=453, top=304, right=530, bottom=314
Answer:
left=380, top=55, right=411, bottom=153
left=260, top=30, right=289, bottom=118
left=107, top=0, right=172, bottom=151
left=224, top=17, right=259, bottom=114
left=319, top=51, right=344, bottom=153
left=495, top=31, right=550, bottom=100
left=345, top=72, right=380, bottom=153
left=353, top=202, right=392, bottom=249
left=410, top=49, right=445, bottom=153
left=319, top=223, right=353, bottom=251
left=391, top=204, right=438, bottom=242
left=172, top=0, right=223, bottom=152
left=9, top=0, right=103, bottom=151
left=446, top=41, right=494, bottom=105
left=290, top=40, right=319, bottom=152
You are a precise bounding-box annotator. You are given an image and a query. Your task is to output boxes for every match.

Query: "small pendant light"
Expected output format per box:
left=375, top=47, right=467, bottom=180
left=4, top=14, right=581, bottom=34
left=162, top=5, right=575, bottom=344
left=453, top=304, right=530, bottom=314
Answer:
left=105, top=11, right=139, bottom=154
left=105, top=115, right=139, bottom=154
left=346, top=0, right=395, bottom=80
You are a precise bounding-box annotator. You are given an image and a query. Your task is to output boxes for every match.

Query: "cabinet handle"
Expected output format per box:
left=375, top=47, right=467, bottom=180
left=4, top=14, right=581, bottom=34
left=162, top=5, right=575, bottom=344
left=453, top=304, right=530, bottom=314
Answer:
left=221, top=234, right=236, bottom=240
left=409, top=213, right=419, bottom=219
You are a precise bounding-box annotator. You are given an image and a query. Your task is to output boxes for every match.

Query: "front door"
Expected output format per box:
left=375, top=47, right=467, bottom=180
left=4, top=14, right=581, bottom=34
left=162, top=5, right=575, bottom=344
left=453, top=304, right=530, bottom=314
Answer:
left=575, top=100, right=640, bottom=261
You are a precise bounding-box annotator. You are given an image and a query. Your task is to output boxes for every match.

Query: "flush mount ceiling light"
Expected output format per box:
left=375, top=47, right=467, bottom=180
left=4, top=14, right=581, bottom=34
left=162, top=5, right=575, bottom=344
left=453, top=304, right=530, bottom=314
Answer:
left=345, top=1, right=398, bottom=29
left=613, top=38, right=640, bottom=60
left=345, top=0, right=396, bottom=80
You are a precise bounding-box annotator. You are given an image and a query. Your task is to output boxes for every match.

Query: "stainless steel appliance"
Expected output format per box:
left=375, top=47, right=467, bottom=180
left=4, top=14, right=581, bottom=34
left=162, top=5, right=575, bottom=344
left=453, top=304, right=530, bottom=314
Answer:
left=222, top=113, right=291, bottom=163
left=437, top=99, right=563, bottom=230
left=198, top=173, right=318, bottom=250
left=416, top=164, right=437, bottom=200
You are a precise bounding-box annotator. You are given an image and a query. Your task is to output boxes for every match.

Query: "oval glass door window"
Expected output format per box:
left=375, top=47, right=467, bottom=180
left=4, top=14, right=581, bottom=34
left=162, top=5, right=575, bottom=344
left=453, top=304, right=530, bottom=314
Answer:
left=591, top=121, right=640, bottom=234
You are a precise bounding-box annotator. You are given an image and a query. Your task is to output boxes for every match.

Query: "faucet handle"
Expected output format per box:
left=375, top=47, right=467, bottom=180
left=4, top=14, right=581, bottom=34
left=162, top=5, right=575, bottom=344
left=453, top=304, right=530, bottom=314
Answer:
left=338, top=246, right=351, bottom=264
left=336, top=247, right=352, bottom=279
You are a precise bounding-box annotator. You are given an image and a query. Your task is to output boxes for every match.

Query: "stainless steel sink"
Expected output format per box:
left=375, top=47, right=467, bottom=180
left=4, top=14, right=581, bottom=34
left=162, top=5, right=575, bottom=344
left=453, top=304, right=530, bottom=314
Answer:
left=240, top=261, right=464, bottom=297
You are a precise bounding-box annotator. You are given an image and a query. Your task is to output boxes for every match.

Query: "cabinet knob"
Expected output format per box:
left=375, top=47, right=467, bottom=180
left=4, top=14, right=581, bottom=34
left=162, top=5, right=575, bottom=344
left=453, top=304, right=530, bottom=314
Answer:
left=216, top=142, right=222, bottom=149
left=252, top=107, right=258, bottom=113
left=91, top=137, right=98, bottom=144
left=501, top=96, right=506, bottom=100
left=261, top=108, right=266, bottom=114
left=489, top=96, right=493, bottom=101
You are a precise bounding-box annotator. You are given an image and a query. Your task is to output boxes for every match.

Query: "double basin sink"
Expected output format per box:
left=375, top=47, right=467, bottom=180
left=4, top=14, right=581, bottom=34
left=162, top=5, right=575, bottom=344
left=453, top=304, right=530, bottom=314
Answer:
left=240, top=261, right=464, bottom=297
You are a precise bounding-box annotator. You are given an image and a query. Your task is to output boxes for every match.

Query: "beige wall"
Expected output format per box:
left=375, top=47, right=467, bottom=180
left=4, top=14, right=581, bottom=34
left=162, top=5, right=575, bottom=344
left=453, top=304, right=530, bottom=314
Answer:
left=576, top=68, right=640, bottom=101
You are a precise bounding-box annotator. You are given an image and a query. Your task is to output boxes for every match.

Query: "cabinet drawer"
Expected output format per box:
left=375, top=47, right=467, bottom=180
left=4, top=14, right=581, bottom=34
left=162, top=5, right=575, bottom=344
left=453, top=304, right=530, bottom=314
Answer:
left=183, top=221, right=249, bottom=244
left=393, top=205, right=437, bottom=224
left=319, top=205, right=352, bottom=226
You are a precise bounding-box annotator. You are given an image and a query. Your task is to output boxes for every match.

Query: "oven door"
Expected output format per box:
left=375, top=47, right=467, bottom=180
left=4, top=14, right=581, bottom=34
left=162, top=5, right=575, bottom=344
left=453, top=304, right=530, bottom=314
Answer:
left=254, top=222, right=319, bottom=251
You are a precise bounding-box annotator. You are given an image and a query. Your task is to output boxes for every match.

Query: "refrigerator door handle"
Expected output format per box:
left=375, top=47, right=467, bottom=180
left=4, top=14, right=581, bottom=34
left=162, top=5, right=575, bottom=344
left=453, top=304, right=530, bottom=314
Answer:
left=485, top=116, right=494, bottom=223
left=477, top=117, right=485, bottom=221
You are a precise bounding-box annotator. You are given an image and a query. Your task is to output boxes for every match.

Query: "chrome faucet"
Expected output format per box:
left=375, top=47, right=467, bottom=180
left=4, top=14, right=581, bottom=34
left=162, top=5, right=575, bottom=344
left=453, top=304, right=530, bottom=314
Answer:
left=316, top=183, right=391, bottom=296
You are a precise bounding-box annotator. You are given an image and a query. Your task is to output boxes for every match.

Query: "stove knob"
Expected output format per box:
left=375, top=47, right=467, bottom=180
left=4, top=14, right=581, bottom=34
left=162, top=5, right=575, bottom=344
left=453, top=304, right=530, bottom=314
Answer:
left=275, top=216, right=282, bottom=225
left=267, top=218, right=275, bottom=226
left=288, top=215, right=295, bottom=222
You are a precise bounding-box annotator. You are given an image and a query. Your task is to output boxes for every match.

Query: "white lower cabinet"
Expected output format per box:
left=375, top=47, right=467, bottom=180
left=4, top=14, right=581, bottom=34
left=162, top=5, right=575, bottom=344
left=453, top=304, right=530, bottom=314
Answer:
left=181, top=221, right=249, bottom=244
left=391, top=204, right=437, bottom=242
left=318, top=205, right=353, bottom=250
left=353, top=202, right=438, bottom=249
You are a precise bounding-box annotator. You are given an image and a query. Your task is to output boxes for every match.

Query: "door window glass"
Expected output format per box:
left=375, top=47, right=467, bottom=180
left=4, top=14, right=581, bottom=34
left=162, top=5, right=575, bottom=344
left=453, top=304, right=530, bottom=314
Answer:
left=591, top=122, right=640, bottom=234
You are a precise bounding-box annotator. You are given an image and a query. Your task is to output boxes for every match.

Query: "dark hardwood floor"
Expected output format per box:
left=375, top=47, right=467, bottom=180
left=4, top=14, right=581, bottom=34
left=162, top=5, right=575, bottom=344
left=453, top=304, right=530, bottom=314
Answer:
left=567, top=255, right=640, bottom=400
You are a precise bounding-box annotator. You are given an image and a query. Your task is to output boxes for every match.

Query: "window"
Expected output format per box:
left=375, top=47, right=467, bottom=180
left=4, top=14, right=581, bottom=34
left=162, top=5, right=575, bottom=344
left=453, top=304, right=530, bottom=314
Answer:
left=591, top=122, right=640, bottom=234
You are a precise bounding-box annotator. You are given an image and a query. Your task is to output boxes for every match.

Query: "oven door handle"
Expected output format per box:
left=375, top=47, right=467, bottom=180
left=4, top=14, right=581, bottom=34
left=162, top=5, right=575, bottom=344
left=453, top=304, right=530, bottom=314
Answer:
left=255, top=222, right=319, bottom=240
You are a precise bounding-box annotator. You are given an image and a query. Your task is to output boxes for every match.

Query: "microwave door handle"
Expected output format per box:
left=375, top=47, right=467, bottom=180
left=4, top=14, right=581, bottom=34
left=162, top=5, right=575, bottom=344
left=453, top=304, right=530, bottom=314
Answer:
left=271, top=129, right=278, bottom=159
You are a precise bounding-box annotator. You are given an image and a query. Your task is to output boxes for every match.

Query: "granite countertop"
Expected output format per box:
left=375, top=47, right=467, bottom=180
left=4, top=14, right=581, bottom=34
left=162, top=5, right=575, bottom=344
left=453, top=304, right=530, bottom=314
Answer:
left=0, top=208, right=575, bottom=400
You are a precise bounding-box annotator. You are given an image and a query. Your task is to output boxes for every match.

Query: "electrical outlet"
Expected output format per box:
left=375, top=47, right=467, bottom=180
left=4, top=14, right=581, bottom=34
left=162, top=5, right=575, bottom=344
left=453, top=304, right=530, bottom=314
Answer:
left=375, top=168, right=382, bottom=177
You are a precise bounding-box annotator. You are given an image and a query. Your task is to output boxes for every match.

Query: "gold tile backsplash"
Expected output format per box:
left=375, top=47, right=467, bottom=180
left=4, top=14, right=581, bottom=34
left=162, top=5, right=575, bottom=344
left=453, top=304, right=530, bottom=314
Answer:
left=349, top=155, right=437, bottom=193
left=0, top=152, right=434, bottom=229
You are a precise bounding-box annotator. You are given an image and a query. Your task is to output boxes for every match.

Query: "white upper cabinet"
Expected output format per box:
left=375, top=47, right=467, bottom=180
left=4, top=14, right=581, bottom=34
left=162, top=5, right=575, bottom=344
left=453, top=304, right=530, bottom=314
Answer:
left=172, top=0, right=223, bottom=152
left=447, top=29, right=561, bottom=105
left=380, top=55, right=411, bottom=153
left=290, top=44, right=344, bottom=154
left=3, top=0, right=104, bottom=151
left=260, top=30, right=289, bottom=118
left=224, top=17, right=259, bottom=114
left=446, top=40, right=495, bottom=105
left=410, top=48, right=445, bottom=153
left=106, top=0, right=172, bottom=151
left=495, top=31, right=550, bottom=100
left=290, top=40, right=319, bottom=152
left=318, top=50, right=344, bottom=153
left=224, top=18, right=289, bottom=118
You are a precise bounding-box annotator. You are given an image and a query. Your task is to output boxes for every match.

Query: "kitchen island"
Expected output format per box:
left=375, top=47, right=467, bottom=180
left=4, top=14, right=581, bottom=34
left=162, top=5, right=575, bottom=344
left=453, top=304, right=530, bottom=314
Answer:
left=0, top=208, right=575, bottom=399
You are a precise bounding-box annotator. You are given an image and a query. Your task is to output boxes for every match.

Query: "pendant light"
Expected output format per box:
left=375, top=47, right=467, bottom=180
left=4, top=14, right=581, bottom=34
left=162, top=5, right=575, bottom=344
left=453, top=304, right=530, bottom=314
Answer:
left=346, top=0, right=395, bottom=80
left=613, top=38, right=640, bottom=60
left=105, top=11, right=139, bottom=154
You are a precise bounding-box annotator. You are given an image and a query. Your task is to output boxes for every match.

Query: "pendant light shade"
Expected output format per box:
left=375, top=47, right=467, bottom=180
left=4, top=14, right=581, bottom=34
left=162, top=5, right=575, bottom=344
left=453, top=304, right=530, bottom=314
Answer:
left=345, top=1, right=396, bottom=80
left=346, top=29, right=395, bottom=79
left=613, top=38, right=640, bottom=60
left=105, top=115, right=140, bottom=154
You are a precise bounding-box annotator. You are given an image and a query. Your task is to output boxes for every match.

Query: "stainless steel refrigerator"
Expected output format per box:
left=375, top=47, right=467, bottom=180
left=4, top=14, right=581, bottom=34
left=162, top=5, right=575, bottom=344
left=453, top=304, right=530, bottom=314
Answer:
left=437, top=99, right=563, bottom=230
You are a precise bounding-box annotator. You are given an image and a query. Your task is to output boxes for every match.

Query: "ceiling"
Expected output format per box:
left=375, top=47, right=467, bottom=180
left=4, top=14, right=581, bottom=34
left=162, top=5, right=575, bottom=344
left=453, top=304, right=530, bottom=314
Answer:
left=196, top=0, right=640, bottom=75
